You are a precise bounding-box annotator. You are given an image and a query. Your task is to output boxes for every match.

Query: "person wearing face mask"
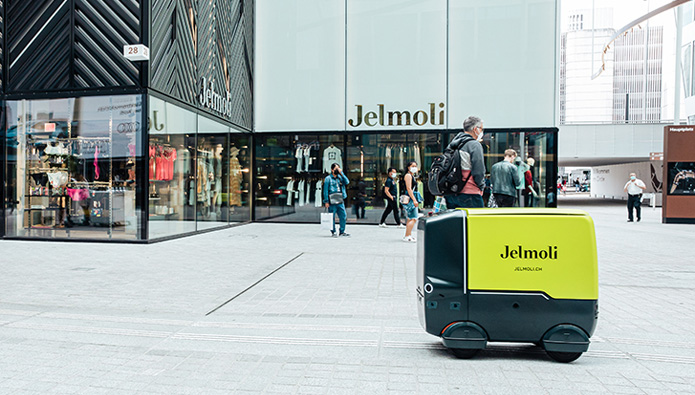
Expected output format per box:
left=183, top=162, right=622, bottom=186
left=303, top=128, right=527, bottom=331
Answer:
left=443, top=116, right=487, bottom=209
left=623, top=172, right=646, bottom=222
left=402, top=161, right=423, bottom=242
left=323, top=163, right=350, bottom=237
left=379, top=168, right=403, bottom=228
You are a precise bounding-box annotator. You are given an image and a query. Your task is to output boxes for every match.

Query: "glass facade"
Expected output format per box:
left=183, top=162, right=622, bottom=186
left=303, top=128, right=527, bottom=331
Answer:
left=254, top=130, right=557, bottom=224
left=4, top=95, right=143, bottom=240
left=3, top=97, right=554, bottom=239
left=147, top=97, right=251, bottom=240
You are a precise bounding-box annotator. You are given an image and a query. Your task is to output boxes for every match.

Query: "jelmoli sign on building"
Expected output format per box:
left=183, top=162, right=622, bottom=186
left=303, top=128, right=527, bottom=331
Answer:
left=347, top=103, right=446, bottom=129
left=662, top=125, right=695, bottom=224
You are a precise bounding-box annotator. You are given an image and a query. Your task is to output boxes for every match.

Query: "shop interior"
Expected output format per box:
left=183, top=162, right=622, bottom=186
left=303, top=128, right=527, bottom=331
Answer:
left=254, top=130, right=557, bottom=225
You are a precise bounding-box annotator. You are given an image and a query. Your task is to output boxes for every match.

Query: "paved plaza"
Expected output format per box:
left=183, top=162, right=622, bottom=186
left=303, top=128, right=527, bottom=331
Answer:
left=1, top=198, right=694, bottom=394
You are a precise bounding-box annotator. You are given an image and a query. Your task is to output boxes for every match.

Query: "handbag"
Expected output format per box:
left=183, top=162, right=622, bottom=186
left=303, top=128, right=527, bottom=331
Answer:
left=399, top=194, right=410, bottom=204
left=320, top=211, right=334, bottom=231
left=329, top=192, right=344, bottom=205
left=488, top=192, right=499, bottom=208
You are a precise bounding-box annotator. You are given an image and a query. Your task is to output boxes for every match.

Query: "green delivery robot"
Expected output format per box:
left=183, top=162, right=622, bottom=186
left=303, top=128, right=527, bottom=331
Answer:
left=416, top=208, right=598, bottom=363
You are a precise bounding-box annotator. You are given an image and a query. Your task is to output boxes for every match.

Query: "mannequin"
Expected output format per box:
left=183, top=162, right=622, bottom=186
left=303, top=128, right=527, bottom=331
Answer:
left=523, top=157, right=538, bottom=207
left=211, top=144, right=224, bottom=216
left=229, top=147, right=243, bottom=207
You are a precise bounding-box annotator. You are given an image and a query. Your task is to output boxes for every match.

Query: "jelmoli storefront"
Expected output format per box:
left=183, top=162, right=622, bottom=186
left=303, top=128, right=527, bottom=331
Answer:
left=254, top=102, right=558, bottom=225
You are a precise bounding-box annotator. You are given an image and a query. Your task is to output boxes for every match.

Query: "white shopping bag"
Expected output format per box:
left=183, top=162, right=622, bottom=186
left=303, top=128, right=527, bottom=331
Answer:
left=320, top=212, right=334, bottom=231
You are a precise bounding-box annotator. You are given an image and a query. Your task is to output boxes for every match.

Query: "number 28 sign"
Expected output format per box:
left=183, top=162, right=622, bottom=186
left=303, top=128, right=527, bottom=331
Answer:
left=123, top=44, right=150, bottom=61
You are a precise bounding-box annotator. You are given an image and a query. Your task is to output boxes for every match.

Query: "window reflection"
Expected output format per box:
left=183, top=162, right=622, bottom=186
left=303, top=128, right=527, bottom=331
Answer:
left=148, top=97, right=197, bottom=239
left=254, top=130, right=557, bottom=224
left=4, top=95, right=142, bottom=240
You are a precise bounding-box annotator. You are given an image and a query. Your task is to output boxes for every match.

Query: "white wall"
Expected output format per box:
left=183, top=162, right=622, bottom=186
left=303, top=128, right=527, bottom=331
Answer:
left=559, top=123, right=666, bottom=166
left=255, top=0, right=558, bottom=132
left=448, top=0, right=557, bottom=129
left=590, top=161, right=663, bottom=206
left=255, top=0, right=346, bottom=132
left=346, top=0, right=447, bottom=131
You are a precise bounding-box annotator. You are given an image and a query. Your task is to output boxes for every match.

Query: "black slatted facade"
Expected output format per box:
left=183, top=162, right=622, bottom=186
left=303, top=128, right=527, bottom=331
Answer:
left=5, top=0, right=143, bottom=93
left=2, top=0, right=254, bottom=125
left=150, top=0, right=254, bottom=131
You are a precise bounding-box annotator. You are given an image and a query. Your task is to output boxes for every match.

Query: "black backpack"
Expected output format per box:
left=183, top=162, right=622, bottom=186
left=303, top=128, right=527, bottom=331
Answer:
left=428, top=140, right=472, bottom=196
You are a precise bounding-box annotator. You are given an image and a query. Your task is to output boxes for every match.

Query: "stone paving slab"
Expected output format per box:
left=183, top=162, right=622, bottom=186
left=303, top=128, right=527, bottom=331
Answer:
left=1, top=199, right=694, bottom=394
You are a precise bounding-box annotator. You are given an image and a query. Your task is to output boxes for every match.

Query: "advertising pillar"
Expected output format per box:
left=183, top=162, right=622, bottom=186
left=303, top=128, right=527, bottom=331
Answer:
left=663, top=125, right=695, bottom=224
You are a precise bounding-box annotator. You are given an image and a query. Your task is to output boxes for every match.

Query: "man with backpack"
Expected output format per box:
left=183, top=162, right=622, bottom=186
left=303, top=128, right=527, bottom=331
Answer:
left=439, top=116, right=486, bottom=208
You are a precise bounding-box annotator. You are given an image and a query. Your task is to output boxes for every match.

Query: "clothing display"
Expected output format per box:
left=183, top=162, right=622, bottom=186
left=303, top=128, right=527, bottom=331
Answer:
left=385, top=146, right=392, bottom=169
left=323, top=145, right=343, bottom=173
left=298, top=180, right=306, bottom=206
left=22, top=133, right=135, bottom=232
left=295, top=147, right=303, bottom=173
left=314, top=180, right=323, bottom=207
left=295, top=143, right=318, bottom=173
left=230, top=148, right=243, bottom=206
left=149, top=145, right=177, bottom=181
left=286, top=180, right=295, bottom=206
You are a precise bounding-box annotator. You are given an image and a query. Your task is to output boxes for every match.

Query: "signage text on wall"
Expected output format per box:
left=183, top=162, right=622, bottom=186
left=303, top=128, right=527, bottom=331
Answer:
left=199, top=78, right=233, bottom=118
left=348, top=103, right=445, bottom=127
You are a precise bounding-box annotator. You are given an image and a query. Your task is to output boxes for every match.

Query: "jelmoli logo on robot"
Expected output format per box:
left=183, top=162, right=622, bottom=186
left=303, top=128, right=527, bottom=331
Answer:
left=348, top=103, right=445, bottom=127
left=500, top=245, right=558, bottom=260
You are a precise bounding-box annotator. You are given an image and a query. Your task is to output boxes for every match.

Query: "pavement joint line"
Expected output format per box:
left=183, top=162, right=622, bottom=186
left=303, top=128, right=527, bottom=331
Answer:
left=6, top=322, right=172, bottom=338
left=602, top=337, right=695, bottom=349
left=205, top=252, right=305, bottom=316
left=172, top=332, right=379, bottom=347
left=194, top=321, right=385, bottom=333
left=39, top=312, right=194, bottom=327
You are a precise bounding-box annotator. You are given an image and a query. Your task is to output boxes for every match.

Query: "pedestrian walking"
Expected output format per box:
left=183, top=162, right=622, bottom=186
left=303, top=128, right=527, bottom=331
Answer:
left=624, top=172, right=646, bottom=222
left=355, top=178, right=366, bottom=219
left=402, top=161, right=422, bottom=242
left=379, top=168, right=403, bottom=228
left=443, top=116, right=486, bottom=209
left=323, top=163, right=350, bottom=237
left=490, top=149, right=522, bottom=207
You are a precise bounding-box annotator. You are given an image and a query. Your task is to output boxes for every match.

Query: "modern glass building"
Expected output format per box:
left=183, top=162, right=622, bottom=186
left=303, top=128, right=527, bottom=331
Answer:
left=1, top=1, right=253, bottom=242
left=2, top=0, right=561, bottom=242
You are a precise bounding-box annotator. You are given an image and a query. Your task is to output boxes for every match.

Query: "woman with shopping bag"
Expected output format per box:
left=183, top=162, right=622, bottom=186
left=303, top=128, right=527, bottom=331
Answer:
left=323, top=163, right=350, bottom=237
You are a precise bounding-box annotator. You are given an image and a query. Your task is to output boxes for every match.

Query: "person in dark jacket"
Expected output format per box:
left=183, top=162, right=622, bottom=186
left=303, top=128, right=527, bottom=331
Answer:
left=444, top=116, right=486, bottom=208
left=490, top=149, right=522, bottom=207
left=355, top=178, right=366, bottom=219
left=379, top=168, right=403, bottom=227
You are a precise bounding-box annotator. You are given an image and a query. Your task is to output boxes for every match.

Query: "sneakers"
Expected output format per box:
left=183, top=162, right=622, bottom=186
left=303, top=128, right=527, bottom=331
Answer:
left=339, top=232, right=350, bottom=237
left=637, top=218, right=641, bottom=222
left=627, top=219, right=633, bottom=222
left=331, top=232, right=338, bottom=238
left=378, top=223, right=388, bottom=228
left=397, top=224, right=406, bottom=229
left=403, top=235, right=416, bottom=242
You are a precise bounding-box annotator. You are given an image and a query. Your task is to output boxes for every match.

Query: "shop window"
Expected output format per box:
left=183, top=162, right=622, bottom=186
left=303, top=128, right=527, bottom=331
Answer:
left=229, top=133, right=251, bottom=223
left=4, top=95, right=142, bottom=240
left=148, top=97, right=196, bottom=239
left=196, top=116, right=229, bottom=230
left=254, top=134, right=345, bottom=222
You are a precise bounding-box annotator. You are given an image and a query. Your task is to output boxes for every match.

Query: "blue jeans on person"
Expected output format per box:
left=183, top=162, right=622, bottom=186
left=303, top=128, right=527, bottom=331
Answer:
left=444, top=193, right=484, bottom=209
left=330, top=203, right=347, bottom=234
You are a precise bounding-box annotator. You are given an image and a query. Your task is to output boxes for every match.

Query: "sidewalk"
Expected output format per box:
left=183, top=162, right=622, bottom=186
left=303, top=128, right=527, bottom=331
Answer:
left=1, top=199, right=694, bottom=394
